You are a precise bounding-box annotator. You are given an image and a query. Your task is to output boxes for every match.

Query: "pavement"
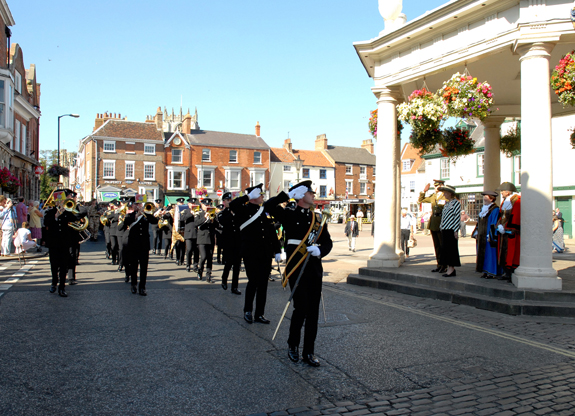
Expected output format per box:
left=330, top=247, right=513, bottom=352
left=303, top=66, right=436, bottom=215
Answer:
left=0, top=224, right=574, bottom=415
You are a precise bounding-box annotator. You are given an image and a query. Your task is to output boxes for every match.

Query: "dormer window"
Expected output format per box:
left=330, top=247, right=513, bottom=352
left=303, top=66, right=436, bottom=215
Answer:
left=402, top=159, right=413, bottom=172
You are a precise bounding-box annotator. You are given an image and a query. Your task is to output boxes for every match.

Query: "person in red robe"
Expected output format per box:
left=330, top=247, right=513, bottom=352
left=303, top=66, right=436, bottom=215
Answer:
left=496, top=182, right=521, bottom=281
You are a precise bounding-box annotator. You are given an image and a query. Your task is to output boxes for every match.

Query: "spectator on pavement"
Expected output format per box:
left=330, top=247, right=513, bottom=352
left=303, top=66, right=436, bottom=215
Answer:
left=16, top=197, right=27, bottom=228
left=400, top=208, right=416, bottom=258
left=356, top=209, right=364, bottom=231
left=438, top=184, right=461, bottom=277
left=14, top=222, right=38, bottom=254
left=28, top=201, right=43, bottom=252
left=552, top=214, right=565, bottom=253
left=344, top=215, right=359, bottom=252
left=475, top=191, right=501, bottom=279
left=460, top=210, right=470, bottom=237
left=0, top=198, right=17, bottom=256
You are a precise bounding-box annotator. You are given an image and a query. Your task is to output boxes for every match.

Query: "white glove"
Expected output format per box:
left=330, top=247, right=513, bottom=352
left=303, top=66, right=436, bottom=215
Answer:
left=288, top=185, right=307, bottom=200
left=275, top=253, right=282, bottom=263
left=307, top=245, right=321, bottom=257
left=497, top=225, right=505, bottom=234
left=248, top=187, right=261, bottom=200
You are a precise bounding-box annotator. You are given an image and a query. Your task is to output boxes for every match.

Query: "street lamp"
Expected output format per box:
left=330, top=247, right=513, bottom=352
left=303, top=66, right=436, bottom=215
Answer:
left=57, top=114, right=80, bottom=166
left=293, top=155, right=303, bottom=184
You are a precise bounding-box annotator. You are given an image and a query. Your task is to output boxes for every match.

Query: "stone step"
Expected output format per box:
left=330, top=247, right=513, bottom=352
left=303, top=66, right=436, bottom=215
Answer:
left=347, top=271, right=575, bottom=317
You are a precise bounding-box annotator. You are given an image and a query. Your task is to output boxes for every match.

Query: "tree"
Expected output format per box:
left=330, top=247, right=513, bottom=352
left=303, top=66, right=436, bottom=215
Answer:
left=39, top=150, right=58, bottom=200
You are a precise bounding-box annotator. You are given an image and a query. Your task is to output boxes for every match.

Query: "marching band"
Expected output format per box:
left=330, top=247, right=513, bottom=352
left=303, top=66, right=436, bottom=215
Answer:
left=35, top=181, right=331, bottom=367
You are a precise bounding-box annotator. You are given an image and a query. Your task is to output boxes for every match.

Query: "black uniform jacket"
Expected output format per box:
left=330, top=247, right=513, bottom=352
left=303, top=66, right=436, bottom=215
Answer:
left=217, top=208, right=239, bottom=249
left=180, top=209, right=199, bottom=239
left=268, top=192, right=333, bottom=279
left=229, top=195, right=281, bottom=258
left=44, top=208, right=88, bottom=248
left=194, top=210, right=217, bottom=245
left=119, top=212, right=158, bottom=250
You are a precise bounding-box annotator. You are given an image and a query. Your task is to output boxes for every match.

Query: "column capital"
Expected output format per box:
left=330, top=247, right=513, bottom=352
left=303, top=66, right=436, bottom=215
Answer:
left=481, top=115, right=506, bottom=129
left=515, top=42, right=555, bottom=62
left=372, top=85, right=402, bottom=103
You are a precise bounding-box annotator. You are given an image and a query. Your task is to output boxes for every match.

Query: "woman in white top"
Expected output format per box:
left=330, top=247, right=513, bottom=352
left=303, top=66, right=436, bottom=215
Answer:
left=14, top=221, right=38, bottom=253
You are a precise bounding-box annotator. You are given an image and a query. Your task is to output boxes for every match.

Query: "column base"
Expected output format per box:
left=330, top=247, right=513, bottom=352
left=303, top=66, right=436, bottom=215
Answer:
left=512, top=266, right=562, bottom=291
left=368, top=250, right=402, bottom=268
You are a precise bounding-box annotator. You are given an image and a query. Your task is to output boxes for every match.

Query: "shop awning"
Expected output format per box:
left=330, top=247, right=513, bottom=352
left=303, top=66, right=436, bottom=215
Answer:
left=164, top=194, right=188, bottom=206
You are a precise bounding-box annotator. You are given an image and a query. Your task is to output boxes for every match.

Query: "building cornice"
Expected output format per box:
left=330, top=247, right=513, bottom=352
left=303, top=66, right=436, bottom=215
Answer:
left=14, top=95, right=40, bottom=121
left=0, top=0, right=15, bottom=26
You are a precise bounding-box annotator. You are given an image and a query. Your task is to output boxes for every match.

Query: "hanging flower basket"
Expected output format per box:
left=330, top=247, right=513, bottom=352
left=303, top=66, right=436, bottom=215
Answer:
left=397, top=88, right=444, bottom=133
left=551, top=50, right=575, bottom=107
left=1, top=171, right=21, bottom=195
left=195, top=187, right=208, bottom=197
left=438, top=73, right=494, bottom=120
left=439, top=127, right=475, bottom=160
left=47, top=164, right=69, bottom=178
left=409, top=126, right=443, bottom=156
left=500, top=124, right=521, bottom=157
left=368, top=109, right=403, bottom=140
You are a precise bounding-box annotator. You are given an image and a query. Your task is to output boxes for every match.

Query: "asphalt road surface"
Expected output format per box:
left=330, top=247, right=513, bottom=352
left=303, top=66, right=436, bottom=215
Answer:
left=1, top=224, right=575, bottom=415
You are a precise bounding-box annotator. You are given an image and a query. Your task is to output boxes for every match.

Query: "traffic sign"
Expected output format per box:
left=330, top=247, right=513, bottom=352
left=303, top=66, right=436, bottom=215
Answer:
left=34, top=166, right=44, bottom=175
left=75, top=184, right=81, bottom=190
left=216, top=189, right=224, bottom=198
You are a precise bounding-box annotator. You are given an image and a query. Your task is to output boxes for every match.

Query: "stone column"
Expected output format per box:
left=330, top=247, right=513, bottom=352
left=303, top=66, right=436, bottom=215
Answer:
left=369, top=85, right=402, bottom=268
left=482, top=116, right=505, bottom=194
left=513, top=42, right=562, bottom=290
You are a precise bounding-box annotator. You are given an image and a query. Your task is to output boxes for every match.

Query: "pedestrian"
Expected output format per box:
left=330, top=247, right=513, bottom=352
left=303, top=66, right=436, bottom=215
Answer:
left=151, top=199, right=163, bottom=255
left=400, top=208, right=415, bottom=257
left=496, top=182, right=521, bottom=281
left=13, top=221, right=38, bottom=253
left=0, top=198, right=17, bottom=256
left=107, top=199, right=120, bottom=265
left=474, top=191, right=501, bottom=279
left=356, top=208, right=364, bottom=231
left=419, top=180, right=448, bottom=273
left=15, top=197, right=27, bottom=228
left=267, top=180, right=333, bottom=367
left=229, top=183, right=281, bottom=325
left=28, top=201, right=43, bottom=252
left=344, top=215, right=359, bottom=252
left=194, top=198, right=217, bottom=282
left=552, top=214, right=565, bottom=253
left=460, top=210, right=470, bottom=237
left=218, top=192, right=242, bottom=295
left=437, top=184, right=461, bottom=277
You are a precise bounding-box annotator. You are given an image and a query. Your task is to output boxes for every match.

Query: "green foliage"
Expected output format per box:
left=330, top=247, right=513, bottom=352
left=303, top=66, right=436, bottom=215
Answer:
left=500, top=124, right=521, bottom=158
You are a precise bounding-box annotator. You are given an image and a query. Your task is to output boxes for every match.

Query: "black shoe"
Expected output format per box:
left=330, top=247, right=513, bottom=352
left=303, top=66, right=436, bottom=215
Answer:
left=221, top=283, right=228, bottom=290
left=231, top=288, right=241, bottom=295
left=58, top=289, right=68, bottom=297
left=302, top=353, right=320, bottom=367
left=106, top=252, right=110, bottom=259
left=288, top=346, right=299, bottom=363
left=186, top=265, right=191, bottom=272
left=152, top=250, right=156, bottom=255
left=206, top=276, right=213, bottom=283
left=111, top=260, right=117, bottom=265
left=49, top=285, right=56, bottom=293
left=197, top=271, right=203, bottom=280
left=69, top=279, right=77, bottom=285
left=164, top=254, right=167, bottom=260
left=193, top=266, right=198, bottom=273
left=124, top=275, right=130, bottom=283
left=139, top=288, right=147, bottom=296
left=244, top=312, right=253, bottom=324
left=118, top=266, right=123, bottom=272
left=431, top=267, right=441, bottom=272
left=254, top=315, right=270, bottom=324
left=480, top=273, right=487, bottom=279
left=442, top=270, right=456, bottom=277
left=131, top=285, right=137, bottom=294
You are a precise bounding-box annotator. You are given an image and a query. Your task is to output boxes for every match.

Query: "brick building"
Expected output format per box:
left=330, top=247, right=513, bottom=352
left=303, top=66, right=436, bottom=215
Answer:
left=76, top=113, right=165, bottom=202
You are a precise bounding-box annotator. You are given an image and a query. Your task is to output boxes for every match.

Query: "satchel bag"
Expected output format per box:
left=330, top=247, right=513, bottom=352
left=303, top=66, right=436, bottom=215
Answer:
left=407, top=238, right=417, bottom=248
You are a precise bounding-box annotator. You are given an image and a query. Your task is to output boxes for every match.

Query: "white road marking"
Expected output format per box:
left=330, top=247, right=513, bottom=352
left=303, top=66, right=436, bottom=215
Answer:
left=0, top=260, right=38, bottom=291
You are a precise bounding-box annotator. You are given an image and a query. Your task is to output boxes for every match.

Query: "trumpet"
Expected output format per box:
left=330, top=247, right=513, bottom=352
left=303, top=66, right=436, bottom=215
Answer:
left=143, top=202, right=155, bottom=215
left=205, top=207, right=216, bottom=220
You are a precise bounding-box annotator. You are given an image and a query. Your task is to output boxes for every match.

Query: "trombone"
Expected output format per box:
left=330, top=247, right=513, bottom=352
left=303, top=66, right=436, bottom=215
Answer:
left=143, top=202, right=155, bottom=215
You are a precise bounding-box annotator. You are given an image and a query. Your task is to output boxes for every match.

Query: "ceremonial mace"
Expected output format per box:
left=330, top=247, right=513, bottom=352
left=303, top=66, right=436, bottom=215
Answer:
left=272, top=209, right=331, bottom=341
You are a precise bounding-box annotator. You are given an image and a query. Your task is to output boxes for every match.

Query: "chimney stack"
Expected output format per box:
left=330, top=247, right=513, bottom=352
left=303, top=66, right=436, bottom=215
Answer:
left=284, top=138, right=292, bottom=153
left=182, top=112, right=192, bottom=135
left=155, top=106, right=163, bottom=131
left=93, top=113, right=104, bottom=132
left=361, top=139, right=374, bottom=154
left=255, top=121, right=261, bottom=137
left=315, top=134, right=328, bottom=151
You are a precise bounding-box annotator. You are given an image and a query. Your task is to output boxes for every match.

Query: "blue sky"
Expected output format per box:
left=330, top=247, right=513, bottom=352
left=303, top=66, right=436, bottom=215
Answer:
left=10, top=0, right=448, bottom=153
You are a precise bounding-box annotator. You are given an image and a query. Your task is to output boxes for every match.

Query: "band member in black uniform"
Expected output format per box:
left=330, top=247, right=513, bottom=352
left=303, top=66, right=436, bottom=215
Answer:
left=151, top=199, right=163, bottom=255
left=230, top=184, right=281, bottom=324
left=215, top=204, right=224, bottom=264
left=44, top=191, right=89, bottom=297
left=218, top=192, right=241, bottom=295
left=116, top=196, right=131, bottom=273
left=161, top=206, right=174, bottom=259
left=180, top=197, right=199, bottom=272
left=107, top=199, right=120, bottom=265
left=120, top=201, right=159, bottom=296
left=173, top=198, right=186, bottom=266
left=269, top=180, right=333, bottom=367
left=194, top=198, right=217, bottom=282
left=66, top=190, right=88, bottom=285
left=102, top=202, right=113, bottom=259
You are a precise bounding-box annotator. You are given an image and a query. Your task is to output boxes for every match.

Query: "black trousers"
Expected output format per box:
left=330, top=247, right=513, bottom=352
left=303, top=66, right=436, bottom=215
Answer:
left=216, top=236, right=222, bottom=262
left=164, top=234, right=172, bottom=258
left=221, top=245, right=240, bottom=290
left=104, top=229, right=111, bottom=256
left=152, top=226, right=162, bottom=251
left=185, top=238, right=199, bottom=268
left=50, top=245, right=70, bottom=289
left=110, top=235, right=119, bottom=263
left=198, top=244, right=213, bottom=273
left=67, top=243, right=79, bottom=281
left=243, top=254, right=271, bottom=316
left=430, top=230, right=443, bottom=266
left=175, top=239, right=185, bottom=264
left=400, top=229, right=411, bottom=256
left=127, top=248, right=149, bottom=289
left=288, top=271, right=323, bottom=356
